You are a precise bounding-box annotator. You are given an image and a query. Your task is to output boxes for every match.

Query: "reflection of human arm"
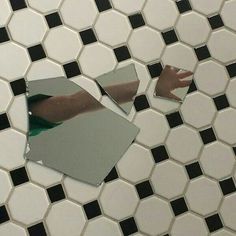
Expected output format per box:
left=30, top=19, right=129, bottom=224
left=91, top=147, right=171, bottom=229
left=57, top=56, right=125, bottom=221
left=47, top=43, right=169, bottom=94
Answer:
left=29, top=80, right=140, bottom=123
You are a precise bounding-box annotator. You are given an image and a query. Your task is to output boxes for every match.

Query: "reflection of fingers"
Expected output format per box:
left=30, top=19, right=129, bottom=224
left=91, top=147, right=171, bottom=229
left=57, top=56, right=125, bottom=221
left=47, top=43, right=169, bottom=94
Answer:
left=177, top=71, right=193, bottom=79
left=179, top=80, right=192, bottom=87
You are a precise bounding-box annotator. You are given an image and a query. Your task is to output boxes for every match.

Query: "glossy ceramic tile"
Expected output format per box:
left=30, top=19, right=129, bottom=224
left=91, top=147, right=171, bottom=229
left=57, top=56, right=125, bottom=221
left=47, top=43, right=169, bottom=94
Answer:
left=0, top=0, right=236, bottom=235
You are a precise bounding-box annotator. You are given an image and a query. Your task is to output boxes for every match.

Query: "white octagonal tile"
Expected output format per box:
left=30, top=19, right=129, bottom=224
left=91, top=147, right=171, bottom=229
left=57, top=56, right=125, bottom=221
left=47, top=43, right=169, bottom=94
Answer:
left=150, top=160, right=188, bottom=199
left=185, top=176, right=222, bottom=216
left=79, top=42, right=116, bottom=78
left=133, top=109, right=169, bottom=147
left=99, top=179, right=139, bottom=220
left=208, top=29, right=236, bottom=64
left=200, top=142, right=235, bottom=180
left=8, top=183, right=50, bottom=225
left=214, top=108, right=236, bottom=145
left=0, top=0, right=12, bottom=26
left=0, top=79, right=13, bottom=112
left=171, top=213, right=208, bottom=236
left=226, top=78, right=236, bottom=109
left=166, top=125, right=202, bottom=164
left=221, top=0, right=236, bottom=31
left=111, top=0, right=145, bottom=15
left=28, top=0, right=62, bottom=13
left=0, top=169, right=12, bottom=204
left=220, top=193, right=236, bottom=231
left=194, top=60, right=229, bottom=96
left=135, top=196, right=173, bottom=236
left=94, top=10, right=131, bottom=47
left=63, top=176, right=103, bottom=204
left=176, top=12, right=211, bottom=47
left=44, top=26, right=82, bottom=63
left=8, top=9, right=47, bottom=47
left=46, top=200, right=86, bottom=236
left=143, top=0, right=178, bottom=31
left=0, top=222, right=27, bottom=236
left=128, top=26, right=165, bottom=63
left=83, top=216, right=121, bottom=236
left=60, top=0, right=98, bottom=31
left=189, top=0, right=224, bottom=16
left=180, top=92, right=216, bottom=129
left=117, top=143, right=154, bottom=184
left=212, top=229, right=236, bottom=236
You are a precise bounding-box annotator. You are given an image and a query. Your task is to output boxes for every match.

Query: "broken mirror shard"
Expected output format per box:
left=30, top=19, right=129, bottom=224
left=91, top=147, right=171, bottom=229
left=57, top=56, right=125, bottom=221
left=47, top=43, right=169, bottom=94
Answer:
left=95, top=63, right=140, bottom=114
left=25, top=76, right=140, bottom=186
left=154, top=66, right=193, bottom=104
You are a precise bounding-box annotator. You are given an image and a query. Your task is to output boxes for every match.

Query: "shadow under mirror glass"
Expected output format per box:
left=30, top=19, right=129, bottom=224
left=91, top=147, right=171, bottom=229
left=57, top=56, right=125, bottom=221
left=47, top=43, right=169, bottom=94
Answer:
left=24, top=76, right=140, bottom=186
left=95, top=64, right=140, bottom=114
left=154, top=66, right=194, bottom=104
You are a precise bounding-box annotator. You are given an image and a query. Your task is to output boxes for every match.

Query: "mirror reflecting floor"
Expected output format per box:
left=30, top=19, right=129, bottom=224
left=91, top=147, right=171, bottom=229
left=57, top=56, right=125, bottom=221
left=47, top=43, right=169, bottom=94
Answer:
left=0, top=0, right=236, bottom=236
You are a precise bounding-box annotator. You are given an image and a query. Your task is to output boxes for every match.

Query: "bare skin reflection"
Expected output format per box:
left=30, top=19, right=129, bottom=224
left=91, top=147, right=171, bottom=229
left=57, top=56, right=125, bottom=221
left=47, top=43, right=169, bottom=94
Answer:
left=28, top=65, right=193, bottom=123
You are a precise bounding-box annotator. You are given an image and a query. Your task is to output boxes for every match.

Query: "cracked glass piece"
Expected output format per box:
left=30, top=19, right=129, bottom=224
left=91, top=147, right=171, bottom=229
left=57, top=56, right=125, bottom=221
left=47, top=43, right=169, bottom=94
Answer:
left=24, top=76, right=139, bottom=186
left=154, top=66, right=194, bottom=104
left=95, top=64, right=140, bottom=114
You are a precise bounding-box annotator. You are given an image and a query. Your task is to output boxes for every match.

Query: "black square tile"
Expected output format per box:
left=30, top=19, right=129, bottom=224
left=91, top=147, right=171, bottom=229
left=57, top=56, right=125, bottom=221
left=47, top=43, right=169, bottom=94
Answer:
left=151, top=145, right=169, bottom=163
left=147, top=62, right=163, bottom=78
left=219, top=177, right=236, bottom=196
left=226, top=62, right=236, bottom=78
left=0, top=27, right=10, bottom=43
left=166, top=111, right=183, bottom=128
left=175, top=0, right=192, bottom=13
left=208, top=14, right=224, bottom=30
left=187, top=79, right=197, bottom=93
left=63, top=61, right=81, bottom=78
left=28, top=44, right=46, bottom=61
left=0, top=113, right=10, bottom=131
left=135, top=180, right=154, bottom=199
left=10, top=78, right=26, bottom=96
left=45, top=12, right=62, bottom=28
left=185, top=162, right=203, bottom=179
left=199, top=127, right=216, bottom=144
left=119, top=217, right=138, bottom=236
left=10, top=166, right=29, bottom=186
left=170, top=197, right=188, bottom=216
left=95, top=0, right=112, bottom=12
left=9, top=0, right=27, bottom=11
left=104, top=166, right=119, bottom=182
left=213, top=94, right=230, bottom=110
left=79, top=28, right=97, bottom=45
left=134, top=95, right=150, bottom=111
left=113, top=46, right=131, bottom=62
left=27, top=222, right=47, bottom=236
left=194, top=45, right=211, bottom=61
left=0, top=205, right=10, bottom=224
left=161, top=29, right=178, bottom=45
left=47, top=184, right=66, bottom=203
left=205, top=214, right=223, bottom=232
left=83, top=200, right=102, bottom=220
left=128, top=13, right=145, bottom=29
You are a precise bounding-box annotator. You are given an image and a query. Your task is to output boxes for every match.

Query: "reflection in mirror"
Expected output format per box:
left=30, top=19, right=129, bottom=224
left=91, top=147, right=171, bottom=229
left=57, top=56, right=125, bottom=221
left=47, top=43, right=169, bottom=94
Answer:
left=25, top=76, right=140, bottom=186
left=154, top=65, right=194, bottom=103
left=95, top=64, right=140, bottom=114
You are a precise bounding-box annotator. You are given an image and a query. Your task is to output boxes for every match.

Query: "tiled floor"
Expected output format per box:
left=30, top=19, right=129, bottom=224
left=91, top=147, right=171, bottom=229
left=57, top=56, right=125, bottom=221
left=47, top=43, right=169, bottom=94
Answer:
left=0, top=0, right=236, bottom=235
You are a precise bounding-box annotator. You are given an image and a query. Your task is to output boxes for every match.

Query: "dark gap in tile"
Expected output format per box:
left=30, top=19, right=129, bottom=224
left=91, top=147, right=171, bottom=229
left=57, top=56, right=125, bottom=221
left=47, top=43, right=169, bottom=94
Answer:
left=134, top=94, right=150, bottom=112
left=10, top=166, right=29, bottom=186
left=205, top=214, right=223, bottom=232
left=199, top=127, right=217, bottom=144
left=166, top=111, right=183, bottom=128
left=104, top=166, right=119, bottom=182
left=79, top=28, right=97, bottom=45
left=63, top=61, right=81, bottom=78
left=45, top=12, right=63, bottom=28
left=151, top=145, right=169, bottom=163
left=213, top=94, right=230, bottom=110
left=219, top=177, right=236, bottom=196
left=113, top=46, right=131, bottom=62
left=187, top=79, right=197, bottom=93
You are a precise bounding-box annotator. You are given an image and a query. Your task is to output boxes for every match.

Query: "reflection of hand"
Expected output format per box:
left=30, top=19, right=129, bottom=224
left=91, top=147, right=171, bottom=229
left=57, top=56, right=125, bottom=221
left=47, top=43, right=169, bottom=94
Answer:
left=154, top=65, right=193, bottom=101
